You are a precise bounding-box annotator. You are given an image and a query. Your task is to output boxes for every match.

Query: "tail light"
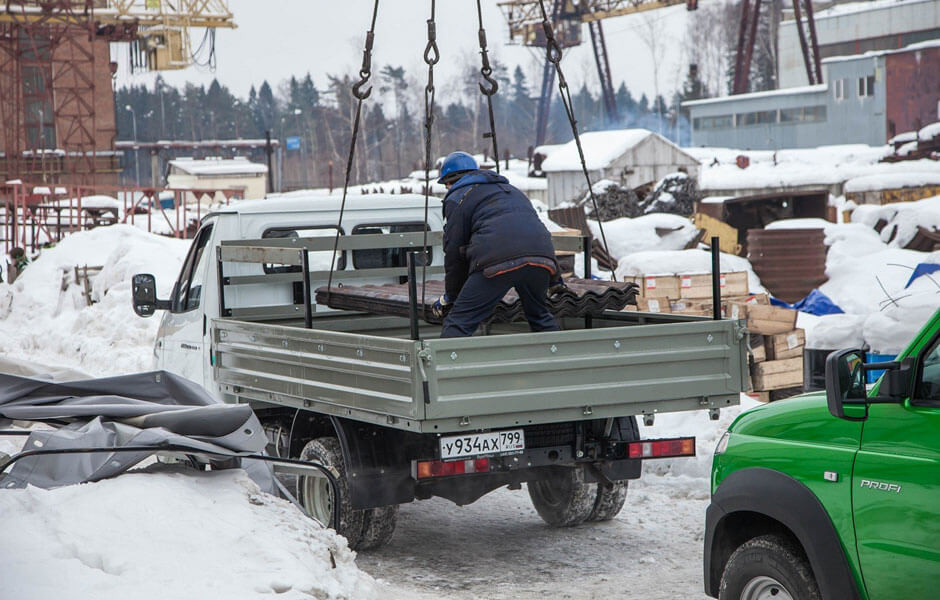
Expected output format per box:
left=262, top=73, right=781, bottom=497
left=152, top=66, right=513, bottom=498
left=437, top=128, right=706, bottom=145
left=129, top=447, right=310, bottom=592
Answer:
left=627, top=437, right=696, bottom=459
left=416, top=458, right=490, bottom=479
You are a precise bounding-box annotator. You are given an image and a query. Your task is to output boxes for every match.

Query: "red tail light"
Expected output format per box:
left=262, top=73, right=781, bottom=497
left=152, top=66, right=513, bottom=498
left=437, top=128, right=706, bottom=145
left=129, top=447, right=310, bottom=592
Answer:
left=627, top=437, right=696, bottom=459
left=416, top=458, right=490, bottom=479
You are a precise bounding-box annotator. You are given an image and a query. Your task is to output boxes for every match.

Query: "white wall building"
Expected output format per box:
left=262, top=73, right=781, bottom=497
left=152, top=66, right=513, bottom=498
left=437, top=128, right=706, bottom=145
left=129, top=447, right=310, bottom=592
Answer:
left=167, top=157, right=269, bottom=201
left=540, top=129, right=700, bottom=207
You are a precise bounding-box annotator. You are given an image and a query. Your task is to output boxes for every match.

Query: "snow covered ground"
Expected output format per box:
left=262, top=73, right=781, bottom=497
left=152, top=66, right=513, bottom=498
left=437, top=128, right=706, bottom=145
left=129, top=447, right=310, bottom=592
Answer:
left=0, top=182, right=936, bottom=597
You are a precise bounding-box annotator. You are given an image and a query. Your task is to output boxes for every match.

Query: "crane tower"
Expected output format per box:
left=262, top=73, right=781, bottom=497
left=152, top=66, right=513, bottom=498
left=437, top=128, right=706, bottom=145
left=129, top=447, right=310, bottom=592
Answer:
left=0, top=0, right=235, bottom=186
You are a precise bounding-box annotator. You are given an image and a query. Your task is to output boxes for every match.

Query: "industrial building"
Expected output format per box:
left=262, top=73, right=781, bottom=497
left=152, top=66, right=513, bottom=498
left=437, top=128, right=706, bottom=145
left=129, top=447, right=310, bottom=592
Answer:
left=685, top=41, right=940, bottom=149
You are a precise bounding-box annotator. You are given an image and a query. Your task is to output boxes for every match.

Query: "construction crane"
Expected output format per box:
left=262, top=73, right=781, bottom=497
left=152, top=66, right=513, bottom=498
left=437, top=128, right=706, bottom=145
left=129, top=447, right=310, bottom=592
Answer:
left=498, top=0, right=696, bottom=147
left=732, top=0, right=821, bottom=95
left=0, top=0, right=236, bottom=185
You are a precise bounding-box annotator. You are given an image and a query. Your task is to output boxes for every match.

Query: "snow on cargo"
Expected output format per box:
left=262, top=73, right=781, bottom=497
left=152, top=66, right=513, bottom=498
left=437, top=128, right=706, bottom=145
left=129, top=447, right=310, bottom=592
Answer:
left=0, top=225, right=190, bottom=376
left=0, top=468, right=376, bottom=600
left=843, top=172, right=940, bottom=194
left=614, top=248, right=765, bottom=294
left=849, top=195, right=940, bottom=247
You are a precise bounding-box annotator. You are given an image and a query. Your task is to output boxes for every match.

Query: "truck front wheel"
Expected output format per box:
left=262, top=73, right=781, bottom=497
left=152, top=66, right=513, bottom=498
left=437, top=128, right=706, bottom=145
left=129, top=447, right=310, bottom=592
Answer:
left=527, top=468, right=597, bottom=527
left=718, top=534, right=820, bottom=600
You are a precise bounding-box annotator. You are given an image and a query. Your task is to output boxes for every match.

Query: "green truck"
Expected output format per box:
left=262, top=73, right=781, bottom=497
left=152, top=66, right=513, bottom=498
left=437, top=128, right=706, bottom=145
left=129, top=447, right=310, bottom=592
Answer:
left=705, top=306, right=940, bottom=600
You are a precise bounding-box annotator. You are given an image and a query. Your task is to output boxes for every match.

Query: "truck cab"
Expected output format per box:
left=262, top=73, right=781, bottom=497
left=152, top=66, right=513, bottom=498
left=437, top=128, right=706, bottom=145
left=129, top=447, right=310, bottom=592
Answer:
left=705, top=307, right=940, bottom=600
left=152, top=194, right=444, bottom=395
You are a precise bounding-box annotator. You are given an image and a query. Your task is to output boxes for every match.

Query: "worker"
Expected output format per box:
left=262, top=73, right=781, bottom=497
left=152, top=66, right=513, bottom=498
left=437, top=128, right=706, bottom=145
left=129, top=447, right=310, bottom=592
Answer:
left=432, top=151, right=562, bottom=338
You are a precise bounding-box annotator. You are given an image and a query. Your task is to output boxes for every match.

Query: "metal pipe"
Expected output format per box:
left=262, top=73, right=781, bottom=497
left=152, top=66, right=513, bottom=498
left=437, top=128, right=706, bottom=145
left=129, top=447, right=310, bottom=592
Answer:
left=711, top=236, right=721, bottom=320
left=301, top=249, right=312, bottom=329
left=583, top=235, right=593, bottom=329
left=407, top=252, right=420, bottom=340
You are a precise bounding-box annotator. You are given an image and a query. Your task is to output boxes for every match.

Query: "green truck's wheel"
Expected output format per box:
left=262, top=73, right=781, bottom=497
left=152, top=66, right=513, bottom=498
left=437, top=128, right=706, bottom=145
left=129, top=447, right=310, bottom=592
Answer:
left=527, top=468, right=597, bottom=527
left=718, top=535, right=820, bottom=600
left=587, top=481, right=628, bottom=522
left=296, top=437, right=366, bottom=549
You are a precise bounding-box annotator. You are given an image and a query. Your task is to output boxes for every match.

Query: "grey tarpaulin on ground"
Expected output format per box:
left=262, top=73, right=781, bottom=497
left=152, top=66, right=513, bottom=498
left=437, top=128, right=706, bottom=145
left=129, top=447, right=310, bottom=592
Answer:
left=0, top=370, right=272, bottom=491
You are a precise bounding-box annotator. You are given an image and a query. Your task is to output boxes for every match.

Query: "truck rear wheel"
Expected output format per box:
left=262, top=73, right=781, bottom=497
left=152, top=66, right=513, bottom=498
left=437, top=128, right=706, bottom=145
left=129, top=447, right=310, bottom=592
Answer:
left=358, top=504, right=399, bottom=550
left=296, top=437, right=366, bottom=549
left=718, top=534, right=820, bottom=600
left=587, top=481, right=628, bottom=522
left=527, top=468, right=597, bottom=527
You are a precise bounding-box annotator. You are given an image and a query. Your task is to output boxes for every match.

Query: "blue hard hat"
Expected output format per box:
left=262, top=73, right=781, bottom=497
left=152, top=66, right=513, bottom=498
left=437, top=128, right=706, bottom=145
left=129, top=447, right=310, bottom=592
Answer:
left=438, top=151, right=478, bottom=184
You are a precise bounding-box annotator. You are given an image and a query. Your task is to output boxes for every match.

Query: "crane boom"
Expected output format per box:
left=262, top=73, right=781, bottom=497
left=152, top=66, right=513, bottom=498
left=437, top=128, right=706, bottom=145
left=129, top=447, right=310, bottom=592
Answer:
left=0, top=0, right=236, bottom=29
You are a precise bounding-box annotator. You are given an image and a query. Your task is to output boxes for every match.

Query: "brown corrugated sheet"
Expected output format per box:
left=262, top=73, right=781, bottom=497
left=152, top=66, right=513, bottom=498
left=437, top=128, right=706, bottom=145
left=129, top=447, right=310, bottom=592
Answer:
left=316, top=278, right=639, bottom=324
left=747, top=228, right=828, bottom=304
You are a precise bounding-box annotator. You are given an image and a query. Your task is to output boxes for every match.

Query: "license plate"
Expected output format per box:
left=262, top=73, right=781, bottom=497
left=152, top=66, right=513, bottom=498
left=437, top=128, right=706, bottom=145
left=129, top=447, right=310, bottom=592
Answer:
left=439, top=429, right=525, bottom=460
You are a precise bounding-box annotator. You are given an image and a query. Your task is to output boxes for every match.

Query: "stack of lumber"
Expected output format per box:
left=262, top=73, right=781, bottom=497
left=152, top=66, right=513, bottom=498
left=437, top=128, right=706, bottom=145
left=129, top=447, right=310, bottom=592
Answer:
left=726, top=299, right=805, bottom=402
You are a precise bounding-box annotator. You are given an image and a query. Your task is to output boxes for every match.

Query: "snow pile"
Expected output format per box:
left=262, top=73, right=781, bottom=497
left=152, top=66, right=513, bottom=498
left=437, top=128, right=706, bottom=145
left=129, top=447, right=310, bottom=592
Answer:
left=843, top=172, right=940, bottom=193
left=688, top=144, right=940, bottom=192
left=614, top=248, right=766, bottom=294
left=850, top=195, right=940, bottom=247
left=588, top=213, right=700, bottom=258
left=0, top=467, right=375, bottom=600
left=0, top=225, right=190, bottom=375
left=798, top=215, right=940, bottom=353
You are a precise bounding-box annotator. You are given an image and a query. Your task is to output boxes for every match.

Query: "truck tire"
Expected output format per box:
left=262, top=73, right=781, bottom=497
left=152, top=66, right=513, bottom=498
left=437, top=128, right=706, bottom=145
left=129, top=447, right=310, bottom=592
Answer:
left=357, top=504, right=399, bottom=550
left=587, top=481, right=628, bottom=522
left=718, top=534, right=821, bottom=600
left=527, top=468, right=597, bottom=527
left=296, top=437, right=366, bottom=549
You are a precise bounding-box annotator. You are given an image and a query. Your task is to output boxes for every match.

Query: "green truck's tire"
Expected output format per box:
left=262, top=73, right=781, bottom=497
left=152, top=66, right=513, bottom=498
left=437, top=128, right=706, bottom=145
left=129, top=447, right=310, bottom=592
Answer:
left=718, top=534, right=821, bottom=600
left=357, top=504, right=399, bottom=550
left=587, top=481, right=628, bottom=522
left=296, top=437, right=367, bottom=549
left=527, top=468, right=597, bottom=527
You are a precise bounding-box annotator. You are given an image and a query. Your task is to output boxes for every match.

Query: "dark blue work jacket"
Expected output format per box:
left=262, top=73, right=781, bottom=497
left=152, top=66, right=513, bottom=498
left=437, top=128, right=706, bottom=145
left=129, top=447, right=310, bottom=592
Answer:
left=442, top=170, right=557, bottom=299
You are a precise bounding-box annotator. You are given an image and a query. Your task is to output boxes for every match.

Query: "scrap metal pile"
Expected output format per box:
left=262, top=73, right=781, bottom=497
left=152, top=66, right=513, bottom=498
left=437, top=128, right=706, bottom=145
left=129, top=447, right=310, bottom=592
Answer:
left=316, top=278, right=639, bottom=324
left=586, top=172, right=699, bottom=221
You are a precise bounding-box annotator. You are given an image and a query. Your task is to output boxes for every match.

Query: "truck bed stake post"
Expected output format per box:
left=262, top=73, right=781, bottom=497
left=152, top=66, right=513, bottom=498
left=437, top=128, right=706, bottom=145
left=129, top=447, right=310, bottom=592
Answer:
left=216, top=246, right=227, bottom=318
left=711, top=236, right=721, bottom=320
left=301, top=250, right=312, bottom=329
left=583, top=235, right=593, bottom=329
left=407, top=251, right=420, bottom=340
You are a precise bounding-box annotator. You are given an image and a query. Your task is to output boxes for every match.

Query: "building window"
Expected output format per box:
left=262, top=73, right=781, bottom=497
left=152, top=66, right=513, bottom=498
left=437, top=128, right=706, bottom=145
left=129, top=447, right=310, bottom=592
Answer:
left=779, top=105, right=827, bottom=123
left=737, top=110, right=777, bottom=127
left=858, top=75, right=874, bottom=98
left=692, top=115, right=733, bottom=131
left=834, top=78, right=846, bottom=101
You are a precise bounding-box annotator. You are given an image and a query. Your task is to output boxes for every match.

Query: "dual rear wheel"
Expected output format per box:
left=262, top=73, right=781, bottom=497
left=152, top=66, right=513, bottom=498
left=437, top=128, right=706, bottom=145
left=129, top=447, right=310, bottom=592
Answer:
left=527, top=467, right=629, bottom=527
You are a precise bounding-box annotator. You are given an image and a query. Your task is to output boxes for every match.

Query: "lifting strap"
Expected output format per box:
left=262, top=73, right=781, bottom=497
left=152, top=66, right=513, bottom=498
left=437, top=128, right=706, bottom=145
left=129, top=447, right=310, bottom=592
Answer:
left=421, top=0, right=439, bottom=313
left=326, top=0, right=380, bottom=301
left=536, top=0, right=617, bottom=281
left=475, top=0, right=500, bottom=172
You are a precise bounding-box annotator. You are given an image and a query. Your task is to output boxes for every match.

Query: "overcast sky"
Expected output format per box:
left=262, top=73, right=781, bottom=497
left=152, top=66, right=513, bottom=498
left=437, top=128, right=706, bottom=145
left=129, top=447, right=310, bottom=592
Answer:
left=113, top=0, right=692, bottom=105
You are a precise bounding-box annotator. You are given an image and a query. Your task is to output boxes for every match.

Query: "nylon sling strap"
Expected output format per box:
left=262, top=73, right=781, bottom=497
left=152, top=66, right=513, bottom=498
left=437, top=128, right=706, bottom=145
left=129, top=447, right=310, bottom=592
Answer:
left=421, top=0, right=439, bottom=316
left=476, top=0, right=500, bottom=172
left=326, top=0, right=380, bottom=301
left=536, top=0, right=617, bottom=281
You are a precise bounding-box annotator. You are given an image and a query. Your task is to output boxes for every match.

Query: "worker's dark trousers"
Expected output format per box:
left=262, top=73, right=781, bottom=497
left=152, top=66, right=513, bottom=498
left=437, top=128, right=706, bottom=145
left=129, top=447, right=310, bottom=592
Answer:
left=441, top=266, right=560, bottom=338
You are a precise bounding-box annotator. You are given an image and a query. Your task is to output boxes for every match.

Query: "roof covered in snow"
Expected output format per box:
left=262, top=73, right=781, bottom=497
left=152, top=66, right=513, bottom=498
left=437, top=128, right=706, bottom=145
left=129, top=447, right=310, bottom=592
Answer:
left=224, top=193, right=440, bottom=215
left=168, top=157, right=268, bottom=176
left=541, top=129, right=690, bottom=173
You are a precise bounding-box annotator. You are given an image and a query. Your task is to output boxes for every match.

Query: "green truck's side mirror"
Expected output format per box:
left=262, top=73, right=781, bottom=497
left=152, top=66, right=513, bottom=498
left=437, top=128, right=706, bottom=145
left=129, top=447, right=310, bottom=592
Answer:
left=825, top=349, right=915, bottom=421
left=132, top=273, right=170, bottom=318
left=825, top=349, right=868, bottom=421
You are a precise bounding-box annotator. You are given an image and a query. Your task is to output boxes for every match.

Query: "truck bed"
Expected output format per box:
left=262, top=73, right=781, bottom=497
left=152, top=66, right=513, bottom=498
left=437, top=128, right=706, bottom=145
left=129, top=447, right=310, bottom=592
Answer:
left=212, top=311, right=748, bottom=433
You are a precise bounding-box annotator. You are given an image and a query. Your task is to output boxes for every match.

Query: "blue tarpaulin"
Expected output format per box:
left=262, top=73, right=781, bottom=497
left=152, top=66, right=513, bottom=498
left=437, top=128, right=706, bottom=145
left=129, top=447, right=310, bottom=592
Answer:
left=905, top=263, right=940, bottom=288
left=770, top=289, right=844, bottom=316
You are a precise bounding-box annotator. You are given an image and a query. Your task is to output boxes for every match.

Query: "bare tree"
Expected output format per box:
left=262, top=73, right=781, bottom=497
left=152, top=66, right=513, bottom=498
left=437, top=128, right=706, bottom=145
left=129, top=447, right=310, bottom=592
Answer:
left=633, top=12, right=670, bottom=133
left=683, top=1, right=737, bottom=97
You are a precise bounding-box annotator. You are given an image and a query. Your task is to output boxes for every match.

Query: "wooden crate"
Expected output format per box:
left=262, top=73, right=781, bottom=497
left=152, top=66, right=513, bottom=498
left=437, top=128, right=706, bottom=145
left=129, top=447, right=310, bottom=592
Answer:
left=751, top=357, right=803, bottom=391
left=765, top=329, right=805, bottom=360
left=640, top=274, right=680, bottom=299
left=748, top=333, right=766, bottom=363
left=754, top=386, right=805, bottom=403
left=636, top=297, right=671, bottom=313
left=729, top=303, right=798, bottom=335
left=678, top=271, right=749, bottom=299
left=726, top=293, right=769, bottom=305
left=670, top=299, right=715, bottom=316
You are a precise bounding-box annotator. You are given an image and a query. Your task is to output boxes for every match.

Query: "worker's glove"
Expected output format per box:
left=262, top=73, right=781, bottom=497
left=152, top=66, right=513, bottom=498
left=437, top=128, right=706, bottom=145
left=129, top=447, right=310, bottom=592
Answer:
left=431, top=294, right=453, bottom=320
left=547, top=277, right=568, bottom=299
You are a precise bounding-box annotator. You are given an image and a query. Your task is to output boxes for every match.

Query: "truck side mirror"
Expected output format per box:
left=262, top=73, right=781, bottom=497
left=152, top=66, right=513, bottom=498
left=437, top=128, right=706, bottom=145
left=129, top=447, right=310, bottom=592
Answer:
left=825, top=349, right=867, bottom=421
left=132, top=273, right=170, bottom=317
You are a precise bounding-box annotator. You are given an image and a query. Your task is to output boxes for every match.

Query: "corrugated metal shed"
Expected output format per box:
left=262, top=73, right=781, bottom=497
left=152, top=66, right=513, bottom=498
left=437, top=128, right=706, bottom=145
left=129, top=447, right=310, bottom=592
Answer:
left=747, top=228, right=828, bottom=303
